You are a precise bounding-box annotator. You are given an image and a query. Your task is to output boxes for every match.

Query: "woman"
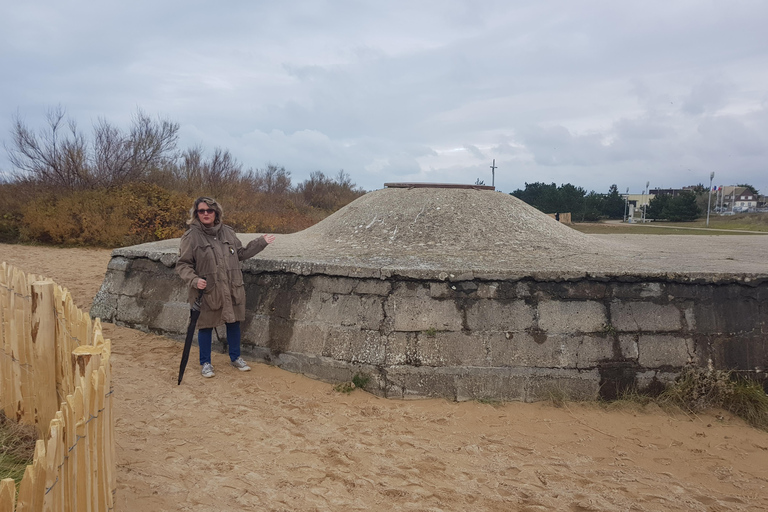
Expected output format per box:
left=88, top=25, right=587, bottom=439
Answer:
left=176, top=197, right=275, bottom=378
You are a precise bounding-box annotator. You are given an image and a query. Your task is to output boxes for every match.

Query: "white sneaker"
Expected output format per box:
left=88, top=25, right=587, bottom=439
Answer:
left=201, top=363, right=215, bottom=378
left=230, top=357, right=251, bottom=372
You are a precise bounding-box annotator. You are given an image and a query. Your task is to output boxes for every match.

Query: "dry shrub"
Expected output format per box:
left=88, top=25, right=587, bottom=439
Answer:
left=117, top=182, right=191, bottom=244
left=20, top=183, right=191, bottom=247
left=223, top=190, right=322, bottom=234
left=660, top=367, right=768, bottom=430
left=0, top=182, right=32, bottom=243
left=0, top=412, right=37, bottom=484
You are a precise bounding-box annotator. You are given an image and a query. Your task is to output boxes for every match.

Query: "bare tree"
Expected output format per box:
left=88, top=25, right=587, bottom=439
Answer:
left=92, top=109, right=179, bottom=187
left=204, top=147, right=242, bottom=196
left=6, top=106, right=89, bottom=189
left=5, top=106, right=179, bottom=189
left=246, top=164, right=292, bottom=195
left=173, top=145, right=206, bottom=195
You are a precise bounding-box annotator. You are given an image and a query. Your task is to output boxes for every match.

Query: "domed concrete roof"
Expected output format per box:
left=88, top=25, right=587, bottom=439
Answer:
left=254, top=185, right=632, bottom=278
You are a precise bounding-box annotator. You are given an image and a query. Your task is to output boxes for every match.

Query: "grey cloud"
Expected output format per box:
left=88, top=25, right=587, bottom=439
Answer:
left=2, top=1, right=768, bottom=195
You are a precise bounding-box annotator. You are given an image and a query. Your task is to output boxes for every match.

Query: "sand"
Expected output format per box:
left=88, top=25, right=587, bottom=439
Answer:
left=1, top=242, right=767, bottom=511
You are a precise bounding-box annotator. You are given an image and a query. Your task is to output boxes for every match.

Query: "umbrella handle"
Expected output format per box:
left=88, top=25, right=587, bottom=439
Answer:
left=192, top=276, right=205, bottom=312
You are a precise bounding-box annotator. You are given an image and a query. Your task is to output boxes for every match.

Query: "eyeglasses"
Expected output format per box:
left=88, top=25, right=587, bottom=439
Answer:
left=197, top=208, right=215, bottom=215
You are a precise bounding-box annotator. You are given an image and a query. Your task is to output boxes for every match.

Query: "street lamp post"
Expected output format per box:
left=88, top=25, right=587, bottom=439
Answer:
left=623, top=187, right=629, bottom=222
left=642, top=181, right=649, bottom=222
left=706, top=171, right=715, bottom=227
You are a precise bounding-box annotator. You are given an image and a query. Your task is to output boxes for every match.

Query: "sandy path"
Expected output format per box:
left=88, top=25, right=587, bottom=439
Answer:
left=1, top=243, right=767, bottom=511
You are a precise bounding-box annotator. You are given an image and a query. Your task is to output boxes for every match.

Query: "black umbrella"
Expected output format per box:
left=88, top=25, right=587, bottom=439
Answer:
left=178, top=289, right=205, bottom=385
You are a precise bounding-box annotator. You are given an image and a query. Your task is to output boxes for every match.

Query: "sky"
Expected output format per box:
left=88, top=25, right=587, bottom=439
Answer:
left=1, top=0, right=767, bottom=195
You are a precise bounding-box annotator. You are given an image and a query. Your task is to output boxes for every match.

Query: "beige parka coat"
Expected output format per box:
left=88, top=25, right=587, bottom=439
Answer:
left=176, top=221, right=268, bottom=330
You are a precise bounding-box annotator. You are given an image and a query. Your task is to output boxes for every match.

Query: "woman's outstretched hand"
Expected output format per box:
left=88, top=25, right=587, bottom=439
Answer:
left=264, top=234, right=276, bottom=244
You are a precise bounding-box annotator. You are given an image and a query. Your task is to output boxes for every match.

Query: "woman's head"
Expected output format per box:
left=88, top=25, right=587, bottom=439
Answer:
left=188, top=197, right=223, bottom=226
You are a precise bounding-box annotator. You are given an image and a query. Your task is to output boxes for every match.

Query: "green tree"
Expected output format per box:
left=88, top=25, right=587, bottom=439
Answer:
left=601, top=184, right=626, bottom=219
left=582, top=191, right=604, bottom=221
left=737, top=183, right=759, bottom=194
left=664, top=192, right=700, bottom=221
left=646, top=194, right=670, bottom=219
left=511, top=182, right=588, bottom=215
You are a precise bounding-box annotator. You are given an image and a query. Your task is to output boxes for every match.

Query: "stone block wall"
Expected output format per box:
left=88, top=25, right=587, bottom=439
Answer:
left=91, top=255, right=768, bottom=401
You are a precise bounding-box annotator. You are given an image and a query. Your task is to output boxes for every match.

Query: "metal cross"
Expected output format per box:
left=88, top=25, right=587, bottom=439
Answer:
left=490, top=159, right=497, bottom=188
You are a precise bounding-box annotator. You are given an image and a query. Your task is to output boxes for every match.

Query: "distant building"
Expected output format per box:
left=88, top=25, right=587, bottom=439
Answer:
left=733, top=189, right=758, bottom=212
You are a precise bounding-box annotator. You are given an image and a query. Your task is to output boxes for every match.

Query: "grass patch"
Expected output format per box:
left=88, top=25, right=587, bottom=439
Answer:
left=352, top=372, right=370, bottom=390
left=0, top=412, right=37, bottom=486
left=572, top=214, right=768, bottom=235
left=544, top=386, right=569, bottom=408
left=475, top=397, right=503, bottom=406
left=333, top=382, right=356, bottom=394
left=659, top=368, right=768, bottom=429
left=333, top=372, right=371, bottom=394
left=422, top=327, right=438, bottom=337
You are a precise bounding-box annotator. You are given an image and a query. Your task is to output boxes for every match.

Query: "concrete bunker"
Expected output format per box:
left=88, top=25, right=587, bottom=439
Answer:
left=91, top=184, right=768, bottom=401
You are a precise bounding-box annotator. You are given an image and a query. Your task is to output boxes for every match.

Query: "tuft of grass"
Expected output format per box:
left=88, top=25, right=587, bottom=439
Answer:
left=422, top=327, right=438, bottom=337
left=333, top=381, right=356, bottom=394
left=659, top=368, right=768, bottom=430
left=601, top=386, right=655, bottom=412
left=545, top=386, right=569, bottom=408
left=476, top=397, right=503, bottom=406
left=0, top=412, right=37, bottom=486
left=351, top=372, right=370, bottom=390
left=334, top=372, right=372, bottom=394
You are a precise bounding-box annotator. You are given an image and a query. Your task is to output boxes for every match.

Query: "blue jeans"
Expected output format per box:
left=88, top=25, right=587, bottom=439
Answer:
left=198, top=322, right=241, bottom=365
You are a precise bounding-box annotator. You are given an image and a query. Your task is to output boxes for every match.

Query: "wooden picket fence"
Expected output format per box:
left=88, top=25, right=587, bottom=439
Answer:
left=0, top=262, right=115, bottom=511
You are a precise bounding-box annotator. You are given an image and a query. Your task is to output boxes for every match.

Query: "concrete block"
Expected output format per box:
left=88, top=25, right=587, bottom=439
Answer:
left=576, top=336, right=615, bottom=368
left=684, top=306, right=696, bottom=331
left=560, top=281, right=608, bottom=300
left=349, top=330, right=387, bottom=365
left=525, top=369, right=601, bottom=402
left=611, top=282, right=663, bottom=299
left=538, top=300, right=607, bottom=334
left=388, top=295, right=463, bottom=332
left=476, top=283, right=500, bottom=299
left=429, top=282, right=452, bottom=298
left=415, top=331, right=487, bottom=367
left=322, top=327, right=357, bottom=361
left=455, top=368, right=527, bottom=401
left=391, top=281, right=427, bottom=298
left=384, top=332, right=413, bottom=365
left=284, top=322, right=326, bottom=356
left=90, top=288, right=117, bottom=321
left=488, top=332, right=578, bottom=368
left=311, top=275, right=356, bottom=294
left=354, top=279, right=391, bottom=296
left=637, top=335, right=693, bottom=368
left=384, top=366, right=458, bottom=399
left=295, top=292, right=384, bottom=329
left=358, top=296, right=385, bottom=329
left=151, top=302, right=189, bottom=333
left=635, top=370, right=678, bottom=392
left=116, top=295, right=145, bottom=324
left=610, top=301, right=681, bottom=332
left=466, top=299, right=534, bottom=332
left=106, top=256, right=130, bottom=271
left=694, top=297, right=761, bottom=334
left=618, top=334, right=638, bottom=360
